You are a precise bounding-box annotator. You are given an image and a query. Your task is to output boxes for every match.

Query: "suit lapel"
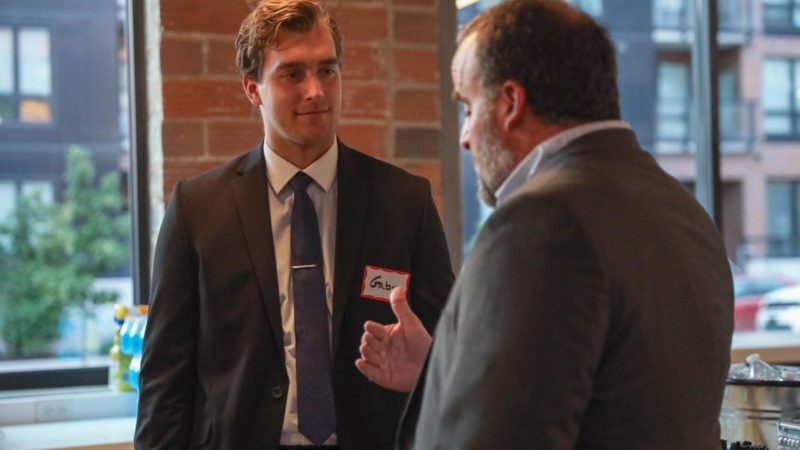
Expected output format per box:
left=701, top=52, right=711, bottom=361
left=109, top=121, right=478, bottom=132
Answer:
left=231, top=143, right=285, bottom=362
left=332, top=142, right=371, bottom=353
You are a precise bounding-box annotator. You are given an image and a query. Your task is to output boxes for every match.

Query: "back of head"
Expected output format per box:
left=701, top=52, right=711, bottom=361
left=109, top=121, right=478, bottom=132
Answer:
left=461, top=0, right=620, bottom=124
left=235, top=0, right=342, bottom=81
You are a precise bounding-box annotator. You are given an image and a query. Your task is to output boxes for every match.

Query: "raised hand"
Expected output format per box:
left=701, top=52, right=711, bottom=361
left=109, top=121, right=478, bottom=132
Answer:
left=355, top=287, right=432, bottom=392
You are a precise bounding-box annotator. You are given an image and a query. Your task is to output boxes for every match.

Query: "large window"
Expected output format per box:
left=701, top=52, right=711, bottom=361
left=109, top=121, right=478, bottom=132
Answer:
left=656, top=60, right=692, bottom=152
left=0, top=26, right=53, bottom=125
left=762, top=58, right=800, bottom=139
left=454, top=0, right=800, bottom=345
left=0, top=0, right=136, bottom=390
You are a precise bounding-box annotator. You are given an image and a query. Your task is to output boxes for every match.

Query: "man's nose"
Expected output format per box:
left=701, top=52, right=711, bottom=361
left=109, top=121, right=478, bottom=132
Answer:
left=304, top=74, right=324, bottom=100
left=460, top=128, right=471, bottom=151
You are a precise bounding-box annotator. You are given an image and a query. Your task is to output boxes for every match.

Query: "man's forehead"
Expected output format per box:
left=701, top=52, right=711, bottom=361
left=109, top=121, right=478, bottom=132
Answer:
left=451, top=33, right=477, bottom=96
left=452, top=34, right=476, bottom=71
left=272, top=22, right=332, bottom=51
left=264, top=24, right=337, bottom=67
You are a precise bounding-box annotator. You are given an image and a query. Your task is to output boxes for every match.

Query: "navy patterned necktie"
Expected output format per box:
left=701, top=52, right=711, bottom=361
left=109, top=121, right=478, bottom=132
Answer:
left=289, top=171, right=336, bottom=445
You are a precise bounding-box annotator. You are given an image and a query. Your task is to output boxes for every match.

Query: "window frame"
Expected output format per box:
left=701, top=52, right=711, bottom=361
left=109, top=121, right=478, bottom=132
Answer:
left=766, top=179, right=800, bottom=257
left=0, top=0, right=149, bottom=393
left=762, top=57, right=800, bottom=141
left=0, top=24, right=55, bottom=128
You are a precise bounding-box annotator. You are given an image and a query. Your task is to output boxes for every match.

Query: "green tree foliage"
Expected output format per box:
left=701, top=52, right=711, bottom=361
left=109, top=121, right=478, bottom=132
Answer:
left=0, top=146, right=130, bottom=358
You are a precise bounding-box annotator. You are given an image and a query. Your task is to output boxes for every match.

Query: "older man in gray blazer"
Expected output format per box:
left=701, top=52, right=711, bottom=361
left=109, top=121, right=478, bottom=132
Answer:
left=356, top=1, right=734, bottom=449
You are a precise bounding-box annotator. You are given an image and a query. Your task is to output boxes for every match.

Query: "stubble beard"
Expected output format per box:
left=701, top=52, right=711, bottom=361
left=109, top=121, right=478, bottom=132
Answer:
left=472, top=108, right=515, bottom=208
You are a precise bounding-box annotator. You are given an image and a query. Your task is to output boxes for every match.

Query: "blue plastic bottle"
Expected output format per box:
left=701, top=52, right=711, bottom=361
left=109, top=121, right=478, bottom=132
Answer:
left=128, top=305, right=149, bottom=390
left=119, top=311, right=137, bottom=356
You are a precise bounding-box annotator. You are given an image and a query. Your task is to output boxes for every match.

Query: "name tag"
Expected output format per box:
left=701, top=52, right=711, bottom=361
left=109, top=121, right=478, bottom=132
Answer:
left=361, top=265, right=410, bottom=302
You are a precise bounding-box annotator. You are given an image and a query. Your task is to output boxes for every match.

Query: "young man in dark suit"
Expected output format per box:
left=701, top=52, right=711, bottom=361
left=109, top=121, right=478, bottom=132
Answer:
left=134, top=1, right=454, bottom=449
left=357, top=1, right=734, bottom=448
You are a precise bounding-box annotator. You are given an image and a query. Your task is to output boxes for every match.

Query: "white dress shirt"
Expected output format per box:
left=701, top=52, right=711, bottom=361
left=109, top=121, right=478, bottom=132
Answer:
left=494, top=120, right=631, bottom=205
left=263, top=140, right=338, bottom=446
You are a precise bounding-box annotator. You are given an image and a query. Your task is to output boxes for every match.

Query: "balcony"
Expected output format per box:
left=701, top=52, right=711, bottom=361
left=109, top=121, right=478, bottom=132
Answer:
left=654, top=98, right=757, bottom=154
left=652, top=0, right=754, bottom=48
left=740, top=236, right=800, bottom=259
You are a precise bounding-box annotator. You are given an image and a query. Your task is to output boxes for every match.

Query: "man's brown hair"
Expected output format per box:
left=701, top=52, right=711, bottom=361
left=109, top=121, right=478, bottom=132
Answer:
left=461, top=0, right=620, bottom=124
left=235, top=0, right=342, bottom=81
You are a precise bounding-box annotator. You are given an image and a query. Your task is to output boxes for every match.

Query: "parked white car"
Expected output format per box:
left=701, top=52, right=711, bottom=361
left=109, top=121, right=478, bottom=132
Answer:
left=755, top=284, right=800, bottom=333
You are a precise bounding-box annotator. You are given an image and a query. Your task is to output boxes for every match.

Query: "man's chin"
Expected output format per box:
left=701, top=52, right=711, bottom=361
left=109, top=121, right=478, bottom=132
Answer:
left=293, top=131, right=336, bottom=150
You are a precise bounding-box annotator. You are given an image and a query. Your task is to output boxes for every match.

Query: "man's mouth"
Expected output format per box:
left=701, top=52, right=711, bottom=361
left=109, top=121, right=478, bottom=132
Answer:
left=296, top=109, right=330, bottom=116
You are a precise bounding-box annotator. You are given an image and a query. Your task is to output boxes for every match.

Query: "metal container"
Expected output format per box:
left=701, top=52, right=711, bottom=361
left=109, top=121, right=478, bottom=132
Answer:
left=720, top=378, right=800, bottom=449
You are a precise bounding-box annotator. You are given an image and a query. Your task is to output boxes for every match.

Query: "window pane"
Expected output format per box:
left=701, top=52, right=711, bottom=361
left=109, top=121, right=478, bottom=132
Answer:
left=0, top=96, right=12, bottom=124
left=0, top=28, right=12, bottom=95
left=658, top=62, right=690, bottom=99
left=21, top=181, right=53, bottom=204
left=455, top=0, right=800, bottom=345
left=575, top=0, right=603, bottom=17
left=654, top=0, right=687, bottom=28
left=764, top=114, right=792, bottom=135
left=768, top=182, right=792, bottom=238
left=0, top=182, right=15, bottom=222
left=763, top=59, right=790, bottom=110
left=764, top=7, right=789, bottom=28
left=19, top=97, right=51, bottom=123
left=741, top=20, right=800, bottom=336
left=18, top=28, right=51, bottom=96
left=0, top=1, right=133, bottom=382
left=795, top=60, right=800, bottom=112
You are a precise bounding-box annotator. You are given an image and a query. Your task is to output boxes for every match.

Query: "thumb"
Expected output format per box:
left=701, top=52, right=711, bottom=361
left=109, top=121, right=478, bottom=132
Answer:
left=389, top=287, right=415, bottom=325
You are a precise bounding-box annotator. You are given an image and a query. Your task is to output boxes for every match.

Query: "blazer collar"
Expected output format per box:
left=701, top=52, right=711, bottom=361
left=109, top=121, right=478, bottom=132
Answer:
left=232, top=142, right=285, bottom=362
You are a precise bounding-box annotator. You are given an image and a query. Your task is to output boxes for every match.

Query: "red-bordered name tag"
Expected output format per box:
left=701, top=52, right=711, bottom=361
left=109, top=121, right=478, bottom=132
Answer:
left=361, top=265, right=410, bottom=302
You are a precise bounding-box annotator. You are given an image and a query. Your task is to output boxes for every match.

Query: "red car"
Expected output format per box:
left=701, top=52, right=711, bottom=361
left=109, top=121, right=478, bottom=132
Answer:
left=733, top=273, right=797, bottom=332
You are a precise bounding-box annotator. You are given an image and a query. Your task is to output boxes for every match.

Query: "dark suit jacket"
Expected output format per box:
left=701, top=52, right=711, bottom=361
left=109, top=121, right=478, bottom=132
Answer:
left=404, top=129, right=733, bottom=449
left=135, top=141, right=454, bottom=450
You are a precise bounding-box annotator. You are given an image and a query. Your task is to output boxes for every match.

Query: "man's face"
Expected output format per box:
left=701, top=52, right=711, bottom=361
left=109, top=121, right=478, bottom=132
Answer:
left=451, top=34, right=515, bottom=207
left=244, top=23, right=341, bottom=156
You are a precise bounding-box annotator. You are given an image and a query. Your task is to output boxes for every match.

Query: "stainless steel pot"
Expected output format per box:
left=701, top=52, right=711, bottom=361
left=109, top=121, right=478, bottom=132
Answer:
left=720, top=378, right=800, bottom=449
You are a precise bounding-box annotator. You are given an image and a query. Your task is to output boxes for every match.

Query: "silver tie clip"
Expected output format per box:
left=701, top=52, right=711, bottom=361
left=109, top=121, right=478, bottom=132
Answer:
left=291, top=264, right=317, bottom=269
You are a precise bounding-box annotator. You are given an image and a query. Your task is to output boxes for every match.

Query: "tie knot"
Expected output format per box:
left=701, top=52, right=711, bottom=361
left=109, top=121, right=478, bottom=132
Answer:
left=289, top=171, right=313, bottom=192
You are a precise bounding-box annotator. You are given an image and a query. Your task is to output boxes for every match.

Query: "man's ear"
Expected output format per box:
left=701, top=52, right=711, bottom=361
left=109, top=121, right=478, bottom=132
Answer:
left=242, top=76, right=262, bottom=106
left=497, top=80, right=527, bottom=132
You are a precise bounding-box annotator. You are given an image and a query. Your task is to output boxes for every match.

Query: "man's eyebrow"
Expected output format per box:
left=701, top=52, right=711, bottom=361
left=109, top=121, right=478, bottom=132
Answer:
left=276, top=58, right=340, bottom=71
left=319, top=58, right=339, bottom=66
left=276, top=61, right=305, bottom=71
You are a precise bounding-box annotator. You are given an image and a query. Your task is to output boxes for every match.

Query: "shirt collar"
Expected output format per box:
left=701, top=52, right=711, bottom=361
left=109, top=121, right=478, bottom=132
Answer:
left=494, top=120, right=631, bottom=204
left=263, top=139, right=338, bottom=195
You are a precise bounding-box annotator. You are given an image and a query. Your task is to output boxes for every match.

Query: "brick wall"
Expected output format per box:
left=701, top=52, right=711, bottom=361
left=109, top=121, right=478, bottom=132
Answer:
left=158, top=0, right=446, bottom=215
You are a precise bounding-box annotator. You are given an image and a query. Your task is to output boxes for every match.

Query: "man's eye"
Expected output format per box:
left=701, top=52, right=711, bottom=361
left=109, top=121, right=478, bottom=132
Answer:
left=321, top=67, right=337, bottom=77
left=284, top=71, right=301, bottom=80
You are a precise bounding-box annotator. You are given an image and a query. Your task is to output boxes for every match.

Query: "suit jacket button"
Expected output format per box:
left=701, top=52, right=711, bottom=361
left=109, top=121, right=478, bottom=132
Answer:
left=271, top=386, right=284, bottom=399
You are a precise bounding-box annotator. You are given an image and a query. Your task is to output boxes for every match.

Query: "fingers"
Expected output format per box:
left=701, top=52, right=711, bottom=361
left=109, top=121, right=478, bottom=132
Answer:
left=364, top=320, right=389, bottom=341
left=360, top=331, right=384, bottom=359
left=355, top=358, right=384, bottom=383
left=359, top=321, right=391, bottom=365
left=389, top=287, right=416, bottom=325
left=359, top=339, right=383, bottom=363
